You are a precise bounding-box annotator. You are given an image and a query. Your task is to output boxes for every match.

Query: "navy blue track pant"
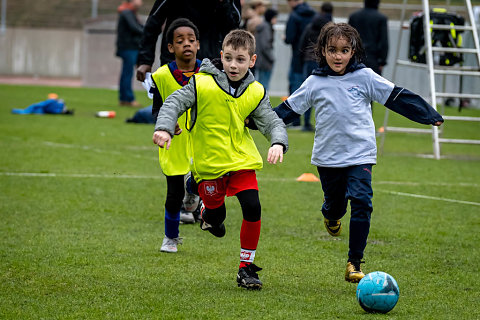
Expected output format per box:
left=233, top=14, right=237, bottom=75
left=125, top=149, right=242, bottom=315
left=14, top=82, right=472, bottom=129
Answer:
left=317, top=164, right=373, bottom=260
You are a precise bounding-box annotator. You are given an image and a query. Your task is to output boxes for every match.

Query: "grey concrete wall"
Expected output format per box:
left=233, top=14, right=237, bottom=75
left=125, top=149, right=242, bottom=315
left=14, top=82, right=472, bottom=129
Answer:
left=0, top=27, right=82, bottom=78
left=82, top=17, right=149, bottom=90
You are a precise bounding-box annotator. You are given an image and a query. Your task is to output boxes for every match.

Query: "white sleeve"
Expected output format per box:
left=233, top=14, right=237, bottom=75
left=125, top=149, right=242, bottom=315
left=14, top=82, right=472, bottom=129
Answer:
left=368, top=69, right=394, bottom=105
left=285, top=77, right=313, bottom=115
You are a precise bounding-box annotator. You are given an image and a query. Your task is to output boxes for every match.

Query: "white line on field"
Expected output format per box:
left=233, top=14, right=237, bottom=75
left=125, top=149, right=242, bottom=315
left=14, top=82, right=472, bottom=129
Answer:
left=374, top=180, right=479, bottom=188
left=42, top=141, right=155, bottom=161
left=0, top=172, right=478, bottom=187
left=1, top=172, right=479, bottom=206
left=0, top=172, right=163, bottom=179
left=376, top=190, right=480, bottom=207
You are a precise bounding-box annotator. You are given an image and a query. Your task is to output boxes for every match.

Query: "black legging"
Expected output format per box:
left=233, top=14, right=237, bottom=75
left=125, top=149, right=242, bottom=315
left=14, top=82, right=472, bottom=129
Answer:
left=203, top=189, right=261, bottom=225
left=165, top=175, right=185, bottom=214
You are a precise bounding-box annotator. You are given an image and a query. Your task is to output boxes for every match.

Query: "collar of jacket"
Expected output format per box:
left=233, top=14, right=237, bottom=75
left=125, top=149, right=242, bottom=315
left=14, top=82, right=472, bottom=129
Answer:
left=198, top=58, right=257, bottom=96
left=311, top=60, right=366, bottom=77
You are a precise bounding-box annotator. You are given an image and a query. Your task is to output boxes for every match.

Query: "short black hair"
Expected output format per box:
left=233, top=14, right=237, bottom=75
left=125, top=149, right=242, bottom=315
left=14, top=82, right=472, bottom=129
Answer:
left=365, top=0, right=380, bottom=9
left=321, top=2, right=333, bottom=14
left=165, top=18, right=200, bottom=44
left=264, top=8, right=278, bottom=24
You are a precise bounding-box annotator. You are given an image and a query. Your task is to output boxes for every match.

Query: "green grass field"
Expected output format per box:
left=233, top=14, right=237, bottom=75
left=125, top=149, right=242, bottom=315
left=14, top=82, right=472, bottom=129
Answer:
left=1, top=84, right=479, bottom=319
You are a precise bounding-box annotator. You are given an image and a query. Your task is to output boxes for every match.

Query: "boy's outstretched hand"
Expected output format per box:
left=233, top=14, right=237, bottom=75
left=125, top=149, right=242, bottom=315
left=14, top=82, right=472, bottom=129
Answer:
left=267, top=144, right=284, bottom=164
left=153, top=130, right=172, bottom=149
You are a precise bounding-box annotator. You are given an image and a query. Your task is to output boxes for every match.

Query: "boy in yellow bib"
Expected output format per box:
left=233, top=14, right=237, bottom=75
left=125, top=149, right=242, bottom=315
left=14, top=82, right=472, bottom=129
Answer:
left=153, top=29, right=288, bottom=290
left=150, top=18, right=202, bottom=253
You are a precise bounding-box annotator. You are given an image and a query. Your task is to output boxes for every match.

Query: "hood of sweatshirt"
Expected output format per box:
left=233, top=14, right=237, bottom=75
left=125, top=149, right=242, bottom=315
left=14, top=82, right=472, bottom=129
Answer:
left=312, top=60, right=366, bottom=77
left=294, top=3, right=316, bottom=19
left=198, top=58, right=257, bottom=97
left=311, top=14, right=332, bottom=31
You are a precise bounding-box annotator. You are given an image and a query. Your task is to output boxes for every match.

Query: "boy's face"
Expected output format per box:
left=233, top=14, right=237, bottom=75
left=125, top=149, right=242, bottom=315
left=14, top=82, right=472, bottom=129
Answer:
left=167, top=26, right=200, bottom=63
left=322, top=36, right=355, bottom=75
left=220, top=45, right=256, bottom=82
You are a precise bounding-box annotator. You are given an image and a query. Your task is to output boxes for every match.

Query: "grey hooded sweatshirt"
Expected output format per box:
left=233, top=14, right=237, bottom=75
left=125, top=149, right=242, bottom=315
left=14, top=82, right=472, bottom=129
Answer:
left=155, top=58, right=288, bottom=153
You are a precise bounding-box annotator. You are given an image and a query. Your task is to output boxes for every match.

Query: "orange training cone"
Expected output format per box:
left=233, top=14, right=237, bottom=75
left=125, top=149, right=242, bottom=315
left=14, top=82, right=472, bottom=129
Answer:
left=296, top=173, right=320, bottom=182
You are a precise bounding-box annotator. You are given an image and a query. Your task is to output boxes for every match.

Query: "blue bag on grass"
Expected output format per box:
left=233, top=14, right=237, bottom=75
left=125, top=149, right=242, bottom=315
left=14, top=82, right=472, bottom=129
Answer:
left=12, top=99, right=68, bottom=115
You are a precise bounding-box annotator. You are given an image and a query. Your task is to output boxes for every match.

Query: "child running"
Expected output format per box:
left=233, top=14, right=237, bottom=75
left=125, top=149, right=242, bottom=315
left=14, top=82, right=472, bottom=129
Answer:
left=274, top=22, right=444, bottom=283
left=150, top=18, right=202, bottom=253
left=153, top=29, right=288, bottom=290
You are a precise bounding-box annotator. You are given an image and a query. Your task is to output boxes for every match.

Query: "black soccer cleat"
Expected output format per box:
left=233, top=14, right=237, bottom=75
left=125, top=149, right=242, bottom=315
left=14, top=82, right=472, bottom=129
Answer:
left=237, top=263, right=263, bottom=290
left=199, top=219, right=226, bottom=237
left=199, top=203, right=226, bottom=237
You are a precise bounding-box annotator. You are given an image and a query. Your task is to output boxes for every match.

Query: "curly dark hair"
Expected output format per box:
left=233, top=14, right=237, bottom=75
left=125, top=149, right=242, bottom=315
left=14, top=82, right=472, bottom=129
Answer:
left=166, top=18, right=200, bottom=45
left=314, top=22, right=366, bottom=66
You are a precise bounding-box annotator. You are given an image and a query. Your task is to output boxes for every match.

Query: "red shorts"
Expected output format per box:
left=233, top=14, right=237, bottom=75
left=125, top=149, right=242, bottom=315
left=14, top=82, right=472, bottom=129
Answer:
left=198, top=170, right=258, bottom=209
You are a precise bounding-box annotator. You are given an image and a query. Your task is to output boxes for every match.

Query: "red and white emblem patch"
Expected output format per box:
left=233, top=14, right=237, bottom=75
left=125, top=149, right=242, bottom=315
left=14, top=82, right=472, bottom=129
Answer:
left=203, top=181, right=217, bottom=196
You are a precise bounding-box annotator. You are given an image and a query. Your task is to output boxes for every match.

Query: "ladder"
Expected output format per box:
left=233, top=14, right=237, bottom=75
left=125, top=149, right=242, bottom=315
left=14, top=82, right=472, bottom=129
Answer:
left=379, top=0, right=480, bottom=159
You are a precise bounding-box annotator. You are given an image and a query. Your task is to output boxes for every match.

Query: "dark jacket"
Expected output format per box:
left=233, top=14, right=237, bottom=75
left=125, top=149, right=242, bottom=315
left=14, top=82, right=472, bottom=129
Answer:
left=116, top=3, right=143, bottom=54
left=138, top=0, right=241, bottom=66
left=348, top=7, right=388, bottom=73
left=299, top=13, right=332, bottom=63
left=285, top=2, right=316, bottom=73
left=254, top=19, right=275, bottom=70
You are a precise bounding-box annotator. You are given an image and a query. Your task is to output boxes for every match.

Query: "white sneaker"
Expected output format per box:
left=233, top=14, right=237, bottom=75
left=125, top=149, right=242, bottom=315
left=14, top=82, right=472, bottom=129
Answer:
left=160, top=236, right=182, bottom=253
left=179, top=210, right=195, bottom=224
left=183, top=193, right=200, bottom=213
left=183, top=172, right=200, bottom=212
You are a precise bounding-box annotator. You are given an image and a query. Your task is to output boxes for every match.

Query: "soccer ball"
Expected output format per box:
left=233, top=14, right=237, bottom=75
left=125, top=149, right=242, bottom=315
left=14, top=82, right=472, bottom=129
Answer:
left=356, top=271, right=399, bottom=313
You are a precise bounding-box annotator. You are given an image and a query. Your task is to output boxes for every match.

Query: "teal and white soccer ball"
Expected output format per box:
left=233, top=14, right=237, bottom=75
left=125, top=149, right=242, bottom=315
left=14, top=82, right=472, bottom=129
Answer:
left=356, top=271, right=399, bottom=313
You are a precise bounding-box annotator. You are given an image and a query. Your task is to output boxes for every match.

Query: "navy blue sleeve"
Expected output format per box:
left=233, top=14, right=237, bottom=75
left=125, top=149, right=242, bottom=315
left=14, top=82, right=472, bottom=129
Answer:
left=273, top=101, right=301, bottom=125
left=152, top=87, right=163, bottom=121
left=384, top=86, right=444, bottom=125
left=284, top=16, right=297, bottom=45
left=245, top=100, right=301, bottom=130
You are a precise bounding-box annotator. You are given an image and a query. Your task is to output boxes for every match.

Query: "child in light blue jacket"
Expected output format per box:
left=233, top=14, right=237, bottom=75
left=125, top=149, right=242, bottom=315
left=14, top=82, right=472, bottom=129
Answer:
left=273, top=22, right=443, bottom=283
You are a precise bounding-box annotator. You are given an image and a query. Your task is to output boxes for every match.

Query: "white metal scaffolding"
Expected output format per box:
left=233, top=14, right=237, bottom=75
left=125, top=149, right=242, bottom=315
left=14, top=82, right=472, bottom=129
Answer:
left=379, top=0, right=480, bottom=159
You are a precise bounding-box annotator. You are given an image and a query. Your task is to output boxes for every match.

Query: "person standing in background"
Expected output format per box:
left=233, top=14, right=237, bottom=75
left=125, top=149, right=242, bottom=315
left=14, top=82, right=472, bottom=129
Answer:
left=116, top=0, right=144, bottom=107
left=284, top=0, right=316, bottom=127
left=348, top=0, right=389, bottom=75
left=136, top=0, right=242, bottom=82
left=246, top=0, right=270, bottom=34
left=245, top=0, right=270, bottom=76
left=299, top=1, right=333, bottom=131
left=254, top=8, right=278, bottom=91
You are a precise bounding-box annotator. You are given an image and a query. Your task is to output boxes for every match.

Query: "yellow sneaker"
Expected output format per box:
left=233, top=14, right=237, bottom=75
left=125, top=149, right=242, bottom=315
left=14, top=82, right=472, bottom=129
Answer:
left=345, top=260, right=365, bottom=283
left=324, top=218, right=342, bottom=236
